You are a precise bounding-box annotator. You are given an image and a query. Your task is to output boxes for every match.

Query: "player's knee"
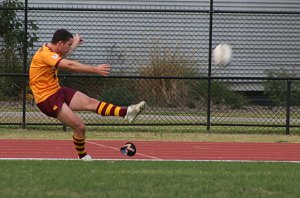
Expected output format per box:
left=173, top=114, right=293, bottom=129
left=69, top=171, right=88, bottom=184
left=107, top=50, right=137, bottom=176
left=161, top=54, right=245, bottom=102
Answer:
left=78, top=124, right=86, bottom=133
left=88, top=97, right=99, bottom=108
left=75, top=123, right=86, bottom=136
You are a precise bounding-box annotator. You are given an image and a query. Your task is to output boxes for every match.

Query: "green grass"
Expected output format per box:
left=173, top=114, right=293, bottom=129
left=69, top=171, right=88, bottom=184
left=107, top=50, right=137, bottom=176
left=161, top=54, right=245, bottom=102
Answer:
left=0, top=160, right=299, bottom=198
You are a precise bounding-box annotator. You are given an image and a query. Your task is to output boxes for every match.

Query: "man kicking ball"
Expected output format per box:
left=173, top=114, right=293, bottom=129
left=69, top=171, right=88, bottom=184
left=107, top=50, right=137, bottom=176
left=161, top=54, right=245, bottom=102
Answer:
left=29, top=29, right=145, bottom=161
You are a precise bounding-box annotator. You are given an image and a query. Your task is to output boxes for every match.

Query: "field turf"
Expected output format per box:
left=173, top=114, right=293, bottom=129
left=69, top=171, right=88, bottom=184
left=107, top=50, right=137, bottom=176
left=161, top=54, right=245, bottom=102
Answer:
left=1, top=160, right=300, bottom=198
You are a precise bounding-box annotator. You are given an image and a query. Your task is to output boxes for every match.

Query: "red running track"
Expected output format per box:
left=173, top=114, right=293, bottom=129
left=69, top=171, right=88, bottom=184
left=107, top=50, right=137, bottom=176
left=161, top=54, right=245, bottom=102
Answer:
left=0, top=139, right=300, bottom=162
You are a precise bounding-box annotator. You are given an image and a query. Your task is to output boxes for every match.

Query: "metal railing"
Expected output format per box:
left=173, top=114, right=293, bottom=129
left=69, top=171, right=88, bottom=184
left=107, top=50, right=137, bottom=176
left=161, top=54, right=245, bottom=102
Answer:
left=1, top=73, right=300, bottom=134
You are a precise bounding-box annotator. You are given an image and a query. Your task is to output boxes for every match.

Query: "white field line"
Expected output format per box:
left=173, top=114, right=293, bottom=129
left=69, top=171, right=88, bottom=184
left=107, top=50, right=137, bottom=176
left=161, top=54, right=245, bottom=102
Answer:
left=0, top=158, right=300, bottom=163
left=86, top=141, right=162, bottom=160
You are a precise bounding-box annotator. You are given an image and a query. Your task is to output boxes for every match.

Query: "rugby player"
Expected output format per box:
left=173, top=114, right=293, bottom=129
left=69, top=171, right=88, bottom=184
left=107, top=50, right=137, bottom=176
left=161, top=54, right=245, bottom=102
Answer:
left=29, top=29, right=145, bottom=161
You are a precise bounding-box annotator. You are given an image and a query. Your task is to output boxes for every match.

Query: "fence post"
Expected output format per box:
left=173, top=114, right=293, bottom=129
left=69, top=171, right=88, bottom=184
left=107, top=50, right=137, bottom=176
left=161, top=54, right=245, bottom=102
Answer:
left=207, top=0, right=214, bottom=131
left=21, top=0, right=28, bottom=129
left=286, top=79, right=291, bottom=135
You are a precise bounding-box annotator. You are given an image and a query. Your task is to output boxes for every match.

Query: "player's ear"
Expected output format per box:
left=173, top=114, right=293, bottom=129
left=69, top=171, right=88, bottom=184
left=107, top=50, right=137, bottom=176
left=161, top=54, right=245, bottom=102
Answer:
left=55, top=41, right=62, bottom=48
left=57, top=40, right=66, bottom=46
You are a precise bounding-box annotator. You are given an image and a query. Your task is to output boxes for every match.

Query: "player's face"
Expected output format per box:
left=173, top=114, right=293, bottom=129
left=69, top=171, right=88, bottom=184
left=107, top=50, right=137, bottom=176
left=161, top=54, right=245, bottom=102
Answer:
left=59, top=38, right=73, bottom=55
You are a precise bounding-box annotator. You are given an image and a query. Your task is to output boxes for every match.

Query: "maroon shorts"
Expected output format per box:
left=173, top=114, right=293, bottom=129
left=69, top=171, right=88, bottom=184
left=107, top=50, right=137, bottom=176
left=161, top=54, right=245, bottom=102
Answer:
left=37, top=87, right=77, bottom=118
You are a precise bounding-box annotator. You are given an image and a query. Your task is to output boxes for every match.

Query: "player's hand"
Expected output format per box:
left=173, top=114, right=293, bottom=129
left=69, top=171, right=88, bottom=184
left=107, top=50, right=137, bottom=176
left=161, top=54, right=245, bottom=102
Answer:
left=95, top=64, right=111, bottom=76
left=73, top=33, right=83, bottom=46
left=65, top=33, right=83, bottom=57
left=70, top=33, right=83, bottom=51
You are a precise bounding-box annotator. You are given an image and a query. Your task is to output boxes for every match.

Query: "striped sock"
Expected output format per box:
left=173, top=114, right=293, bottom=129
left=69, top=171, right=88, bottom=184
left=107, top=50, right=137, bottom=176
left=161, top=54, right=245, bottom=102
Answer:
left=96, top=101, right=127, bottom=117
left=72, top=135, right=87, bottom=159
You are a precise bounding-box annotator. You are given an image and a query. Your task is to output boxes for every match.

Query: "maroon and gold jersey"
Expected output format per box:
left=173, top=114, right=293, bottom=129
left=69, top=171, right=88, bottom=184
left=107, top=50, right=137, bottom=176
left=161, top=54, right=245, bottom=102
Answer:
left=29, top=44, right=62, bottom=103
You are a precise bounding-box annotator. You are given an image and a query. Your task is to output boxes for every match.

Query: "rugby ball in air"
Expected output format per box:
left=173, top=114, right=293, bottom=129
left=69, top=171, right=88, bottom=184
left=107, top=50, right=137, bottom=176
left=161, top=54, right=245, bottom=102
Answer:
left=213, top=43, right=233, bottom=67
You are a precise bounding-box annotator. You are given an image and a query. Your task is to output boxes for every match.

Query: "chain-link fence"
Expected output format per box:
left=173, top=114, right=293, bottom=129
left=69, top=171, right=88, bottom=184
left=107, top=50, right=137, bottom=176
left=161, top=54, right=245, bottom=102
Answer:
left=1, top=0, right=300, bottom=134
left=1, top=73, right=300, bottom=134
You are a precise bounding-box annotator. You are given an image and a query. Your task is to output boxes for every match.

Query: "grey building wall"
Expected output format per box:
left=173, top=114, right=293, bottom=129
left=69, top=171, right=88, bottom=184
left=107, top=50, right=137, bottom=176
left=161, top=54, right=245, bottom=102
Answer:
left=2, top=0, right=300, bottom=81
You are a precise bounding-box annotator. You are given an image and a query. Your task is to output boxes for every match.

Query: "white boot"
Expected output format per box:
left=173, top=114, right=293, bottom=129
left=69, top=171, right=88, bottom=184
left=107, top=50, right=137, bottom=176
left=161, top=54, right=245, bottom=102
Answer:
left=79, top=154, right=93, bottom=161
left=125, top=101, right=146, bottom=123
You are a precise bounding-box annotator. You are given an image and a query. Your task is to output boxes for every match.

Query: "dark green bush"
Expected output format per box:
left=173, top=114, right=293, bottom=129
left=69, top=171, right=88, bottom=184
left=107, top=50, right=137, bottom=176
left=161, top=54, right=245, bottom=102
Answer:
left=0, top=0, right=39, bottom=100
left=264, top=69, right=300, bottom=106
left=187, top=80, right=247, bottom=109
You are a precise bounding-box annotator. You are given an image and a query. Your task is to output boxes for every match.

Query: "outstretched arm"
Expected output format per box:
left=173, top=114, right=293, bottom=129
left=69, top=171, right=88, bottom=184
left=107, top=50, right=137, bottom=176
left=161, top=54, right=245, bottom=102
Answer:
left=58, top=59, right=111, bottom=76
left=59, top=33, right=111, bottom=76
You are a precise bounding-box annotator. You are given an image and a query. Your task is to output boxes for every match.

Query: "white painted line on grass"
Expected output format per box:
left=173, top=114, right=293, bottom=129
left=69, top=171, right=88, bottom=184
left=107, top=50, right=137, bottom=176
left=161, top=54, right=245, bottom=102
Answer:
left=1, top=158, right=300, bottom=163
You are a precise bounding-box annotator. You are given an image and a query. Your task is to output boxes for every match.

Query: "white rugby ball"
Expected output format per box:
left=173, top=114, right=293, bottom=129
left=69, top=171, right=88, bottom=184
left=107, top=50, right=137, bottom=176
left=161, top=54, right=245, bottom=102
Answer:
left=213, top=43, right=233, bottom=66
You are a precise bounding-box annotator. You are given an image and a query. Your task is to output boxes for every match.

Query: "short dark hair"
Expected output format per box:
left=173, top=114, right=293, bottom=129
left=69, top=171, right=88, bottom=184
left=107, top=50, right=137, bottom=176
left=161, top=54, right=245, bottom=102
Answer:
left=51, top=29, right=73, bottom=44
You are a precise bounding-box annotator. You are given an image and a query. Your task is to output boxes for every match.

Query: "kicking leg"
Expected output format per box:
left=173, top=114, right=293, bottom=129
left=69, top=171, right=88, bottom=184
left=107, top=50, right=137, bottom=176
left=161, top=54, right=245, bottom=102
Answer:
left=69, top=91, right=126, bottom=116
left=69, top=91, right=146, bottom=122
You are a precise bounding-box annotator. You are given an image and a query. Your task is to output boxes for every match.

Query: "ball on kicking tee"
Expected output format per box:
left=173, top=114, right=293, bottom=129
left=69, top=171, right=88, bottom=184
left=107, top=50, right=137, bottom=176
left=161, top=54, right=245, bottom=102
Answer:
left=120, top=142, right=136, bottom=157
left=213, top=43, right=233, bottom=67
